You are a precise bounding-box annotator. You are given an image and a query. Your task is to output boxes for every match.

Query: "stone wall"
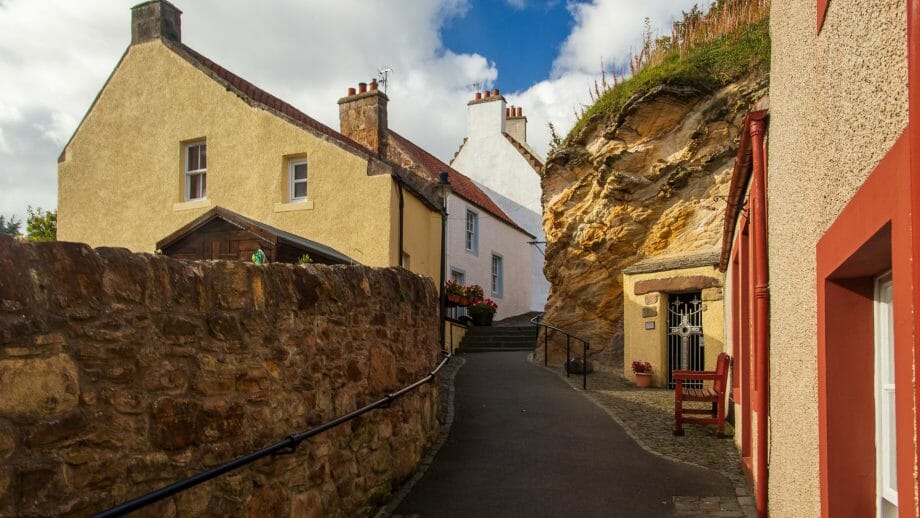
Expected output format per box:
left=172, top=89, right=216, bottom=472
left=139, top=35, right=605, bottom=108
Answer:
left=0, top=234, right=441, bottom=517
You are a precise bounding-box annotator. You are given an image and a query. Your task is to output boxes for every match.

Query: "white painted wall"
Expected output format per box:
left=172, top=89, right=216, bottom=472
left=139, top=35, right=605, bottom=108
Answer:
left=451, top=96, right=549, bottom=311
left=445, top=194, right=533, bottom=320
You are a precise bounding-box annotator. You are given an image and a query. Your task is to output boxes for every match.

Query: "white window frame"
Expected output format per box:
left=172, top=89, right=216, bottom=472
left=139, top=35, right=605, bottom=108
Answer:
left=184, top=141, right=207, bottom=201
left=450, top=268, right=466, bottom=285
left=465, top=210, right=479, bottom=255
left=491, top=253, right=503, bottom=298
left=288, top=158, right=308, bottom=202
left=874, top=270, right=897, bottom=517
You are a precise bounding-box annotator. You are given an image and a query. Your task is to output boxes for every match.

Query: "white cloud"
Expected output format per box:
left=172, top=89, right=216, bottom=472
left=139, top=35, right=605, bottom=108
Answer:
left=554, top=0, right=699, bottom=76
left=505, top=0, right=700, bottom=158
left=0, top=0, right=699, bottom=226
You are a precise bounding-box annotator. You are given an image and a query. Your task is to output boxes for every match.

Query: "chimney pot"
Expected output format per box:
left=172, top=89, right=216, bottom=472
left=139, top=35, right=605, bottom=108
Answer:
left=348, top=87, right=356, bottom=96
left=475, top=92, right=482, bottom=100
left=492, top=88, right=500, bottom=96
left=131, top=0, right=182, bottom=45
left=484, top=91, right=491, bottom=98
left=370, top=79, right=379, bottom=91
left=506, top=108, right=510, bottom=117
left=517, top=107, right=523, bottom=117
left=358, top=82, right=368, bottom=93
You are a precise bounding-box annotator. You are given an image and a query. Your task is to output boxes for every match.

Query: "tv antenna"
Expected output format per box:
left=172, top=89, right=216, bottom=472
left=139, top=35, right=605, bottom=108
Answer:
left=377, top=67, right=393, bottom=93
left=468, top=82, right=482, bottom=92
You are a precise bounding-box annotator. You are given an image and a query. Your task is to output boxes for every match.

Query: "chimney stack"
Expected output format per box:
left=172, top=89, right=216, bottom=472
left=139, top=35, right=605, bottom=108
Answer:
left=506, top=105, right=528, bottom=145
left=338, top=82, right=389, bottom=156
left=131, top=0, right=182, bottom=45
left=466, top=86, right=506, bottom=136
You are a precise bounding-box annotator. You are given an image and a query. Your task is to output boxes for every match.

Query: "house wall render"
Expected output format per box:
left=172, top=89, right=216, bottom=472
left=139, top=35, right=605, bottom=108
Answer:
left=57, top=40, right=406, bottom=276
left=767, top=0, right=907, bottom=515
left=0, top=235, right=440, bottom=516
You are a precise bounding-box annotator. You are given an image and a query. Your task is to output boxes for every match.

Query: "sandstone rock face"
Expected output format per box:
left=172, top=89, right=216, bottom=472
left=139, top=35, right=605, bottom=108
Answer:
left=539, top=74, right=767, bottom=365
left=0, top=234, right=441, bottom=517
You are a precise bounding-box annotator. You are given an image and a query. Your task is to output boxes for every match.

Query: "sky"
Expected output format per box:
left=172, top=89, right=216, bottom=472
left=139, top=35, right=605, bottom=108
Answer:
left=0, top=0, right=700, bottom=227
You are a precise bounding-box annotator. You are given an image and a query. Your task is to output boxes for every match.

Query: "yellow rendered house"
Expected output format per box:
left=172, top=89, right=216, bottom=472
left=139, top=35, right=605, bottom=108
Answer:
left=58, top=0, right=443, bottom=280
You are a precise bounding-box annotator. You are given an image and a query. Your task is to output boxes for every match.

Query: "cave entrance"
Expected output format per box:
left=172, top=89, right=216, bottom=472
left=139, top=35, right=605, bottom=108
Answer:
left=666, top=291, right=705, bottom=388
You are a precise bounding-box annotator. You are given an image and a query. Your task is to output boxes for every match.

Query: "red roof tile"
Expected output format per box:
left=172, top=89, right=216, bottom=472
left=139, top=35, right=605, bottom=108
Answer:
left=170, top=42, right=370, bottom=157
left=388, top=131, right=533, bottom=238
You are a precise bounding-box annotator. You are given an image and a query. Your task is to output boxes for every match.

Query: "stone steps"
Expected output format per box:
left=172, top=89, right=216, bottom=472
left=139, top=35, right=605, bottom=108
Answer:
left=459, top=325, right=537, bottom=353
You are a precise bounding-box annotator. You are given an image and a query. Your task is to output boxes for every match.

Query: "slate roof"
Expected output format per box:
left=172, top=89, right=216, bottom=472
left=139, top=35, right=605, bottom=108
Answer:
left=387, top=131, right=534, bottom=238
left=156, top=206, right=356, bottom=264
left=621, top=251, right=721, bottom=275
left=502, top=133, right=544, bottom=174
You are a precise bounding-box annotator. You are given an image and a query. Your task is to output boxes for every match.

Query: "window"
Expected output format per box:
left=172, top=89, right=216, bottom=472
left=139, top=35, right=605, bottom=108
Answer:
left=450, top=269, right=465, bottom=285
left=875, top=271, right=897, bottom=517
left=185, top=141, right=207, bottom=200
left=465, top=210, right=478, bottom=254
left=289, top=158, right=308, bottom=201
left=491, top=253, right=503, bottom=298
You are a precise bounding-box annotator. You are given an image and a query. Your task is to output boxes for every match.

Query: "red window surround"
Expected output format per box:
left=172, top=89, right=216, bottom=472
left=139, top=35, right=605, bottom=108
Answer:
left=816, top=132, right=916, bottom=517
left=818, top=0, right=830, bottom=34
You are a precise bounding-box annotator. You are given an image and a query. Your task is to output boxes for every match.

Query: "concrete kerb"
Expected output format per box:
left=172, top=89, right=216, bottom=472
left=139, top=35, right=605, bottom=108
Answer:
left=375, top=355, right=466, bottom=518
left=527, top=353, right=756, bottom=518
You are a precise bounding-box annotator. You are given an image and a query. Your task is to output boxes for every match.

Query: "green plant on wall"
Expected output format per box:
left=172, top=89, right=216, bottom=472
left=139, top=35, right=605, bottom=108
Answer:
left=26, top=206, right=56, bottom=242
left=567, top=5, right=770, bottom=141
left=0, top=215, right=22, bottom=237
left=297, top=253, right=313, bottom=265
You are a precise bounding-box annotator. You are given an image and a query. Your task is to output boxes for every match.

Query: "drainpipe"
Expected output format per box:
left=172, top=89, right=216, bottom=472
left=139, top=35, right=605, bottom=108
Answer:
left=750, top=117, right=769, bottom=518
left=394, top=175, right=405, bottom=267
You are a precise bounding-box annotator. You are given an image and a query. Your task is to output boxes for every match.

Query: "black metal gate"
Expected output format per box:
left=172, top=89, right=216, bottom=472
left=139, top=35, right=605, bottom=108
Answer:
left=667, top=292, right=705, bottom=388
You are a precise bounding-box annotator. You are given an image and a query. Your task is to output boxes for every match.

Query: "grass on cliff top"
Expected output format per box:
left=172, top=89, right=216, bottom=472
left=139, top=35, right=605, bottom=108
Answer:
left=567, top=17, right=770, bottom=141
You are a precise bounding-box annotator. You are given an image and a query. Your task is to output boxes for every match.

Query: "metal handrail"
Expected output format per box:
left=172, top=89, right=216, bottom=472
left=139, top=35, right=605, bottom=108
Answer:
left=94, top=351, right=452, bottom=518
left=530, top=314, right=590, bottom=390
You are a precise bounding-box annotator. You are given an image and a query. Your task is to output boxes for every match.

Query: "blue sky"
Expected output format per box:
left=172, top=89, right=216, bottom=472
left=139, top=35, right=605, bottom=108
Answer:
left=442, top=1, right=574, bottom=92
left=0, top=0, right=699, bottom=225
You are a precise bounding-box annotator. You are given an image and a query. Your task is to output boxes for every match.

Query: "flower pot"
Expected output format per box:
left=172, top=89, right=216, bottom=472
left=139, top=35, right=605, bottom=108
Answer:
left=634, top=372, right=652, bottom=388
left=471, top=312, right=494, bottom=326
left=447, top=294, right=469, bottom=307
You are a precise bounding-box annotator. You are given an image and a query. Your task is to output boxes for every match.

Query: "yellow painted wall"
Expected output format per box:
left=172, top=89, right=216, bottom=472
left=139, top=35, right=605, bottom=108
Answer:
left=398, top=190, right=442, bottom=282
left=58, top=40, right=434, bottom=273
left=444, top=321, right=468, bottom=355
left=622, top=265, right=724, bottom=387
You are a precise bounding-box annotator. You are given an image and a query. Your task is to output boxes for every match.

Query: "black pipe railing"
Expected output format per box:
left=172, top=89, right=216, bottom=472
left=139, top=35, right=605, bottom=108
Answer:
left=94, top=351, right=452, bottom=518
left=530, top=314, right=590, bottom=390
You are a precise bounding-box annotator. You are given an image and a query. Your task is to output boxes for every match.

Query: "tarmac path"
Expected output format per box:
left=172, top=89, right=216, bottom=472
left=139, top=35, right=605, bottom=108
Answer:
left=393, top=351, right=734, bottom=517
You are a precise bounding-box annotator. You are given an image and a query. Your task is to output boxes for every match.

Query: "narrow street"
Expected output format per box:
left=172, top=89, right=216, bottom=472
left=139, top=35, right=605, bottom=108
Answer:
left=393, top=351, right=735, bottom=517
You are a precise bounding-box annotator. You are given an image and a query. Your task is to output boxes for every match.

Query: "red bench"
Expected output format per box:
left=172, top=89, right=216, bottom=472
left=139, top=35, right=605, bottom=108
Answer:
left=673, top=352, right=731, bottom=437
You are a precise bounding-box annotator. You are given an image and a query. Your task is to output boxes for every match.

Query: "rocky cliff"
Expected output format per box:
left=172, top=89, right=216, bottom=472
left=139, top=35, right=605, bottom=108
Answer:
left=540, top=72, right=768, bottom=365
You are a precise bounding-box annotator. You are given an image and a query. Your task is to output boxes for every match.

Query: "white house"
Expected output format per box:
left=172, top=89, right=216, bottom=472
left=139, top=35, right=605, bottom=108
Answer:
left=386, top=131, right=535, bottom=320
left=450, top=89, right=549, bottom=312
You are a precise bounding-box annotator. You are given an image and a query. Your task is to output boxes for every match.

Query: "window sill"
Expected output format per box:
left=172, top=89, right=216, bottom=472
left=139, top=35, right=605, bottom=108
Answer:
left=173, top=198, right=212, bottom=212
left=275, top=200, right=314, bottom=212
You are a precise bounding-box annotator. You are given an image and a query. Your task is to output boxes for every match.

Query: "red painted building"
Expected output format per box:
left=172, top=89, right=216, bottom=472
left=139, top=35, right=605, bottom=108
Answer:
left=720, top=1, right=920, bottom=516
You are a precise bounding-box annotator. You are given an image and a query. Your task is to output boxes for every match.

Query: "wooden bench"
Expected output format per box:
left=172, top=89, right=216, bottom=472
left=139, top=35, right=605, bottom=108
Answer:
left=673, top=352, right=731, bottom=437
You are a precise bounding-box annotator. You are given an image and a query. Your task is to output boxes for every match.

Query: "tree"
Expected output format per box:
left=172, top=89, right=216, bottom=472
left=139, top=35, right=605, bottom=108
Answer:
left=26, top=206, right=56, bottom=242
left=0, top=215, right=21, bottom=237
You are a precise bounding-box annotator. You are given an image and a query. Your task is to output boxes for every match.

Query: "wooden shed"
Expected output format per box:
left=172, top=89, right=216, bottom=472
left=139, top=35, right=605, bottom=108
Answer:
left=156, top=206, right=355, bottom=265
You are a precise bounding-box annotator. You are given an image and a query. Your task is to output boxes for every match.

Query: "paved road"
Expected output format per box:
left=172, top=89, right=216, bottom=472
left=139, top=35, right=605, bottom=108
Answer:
left=394, top=351, right=734, bottom=517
